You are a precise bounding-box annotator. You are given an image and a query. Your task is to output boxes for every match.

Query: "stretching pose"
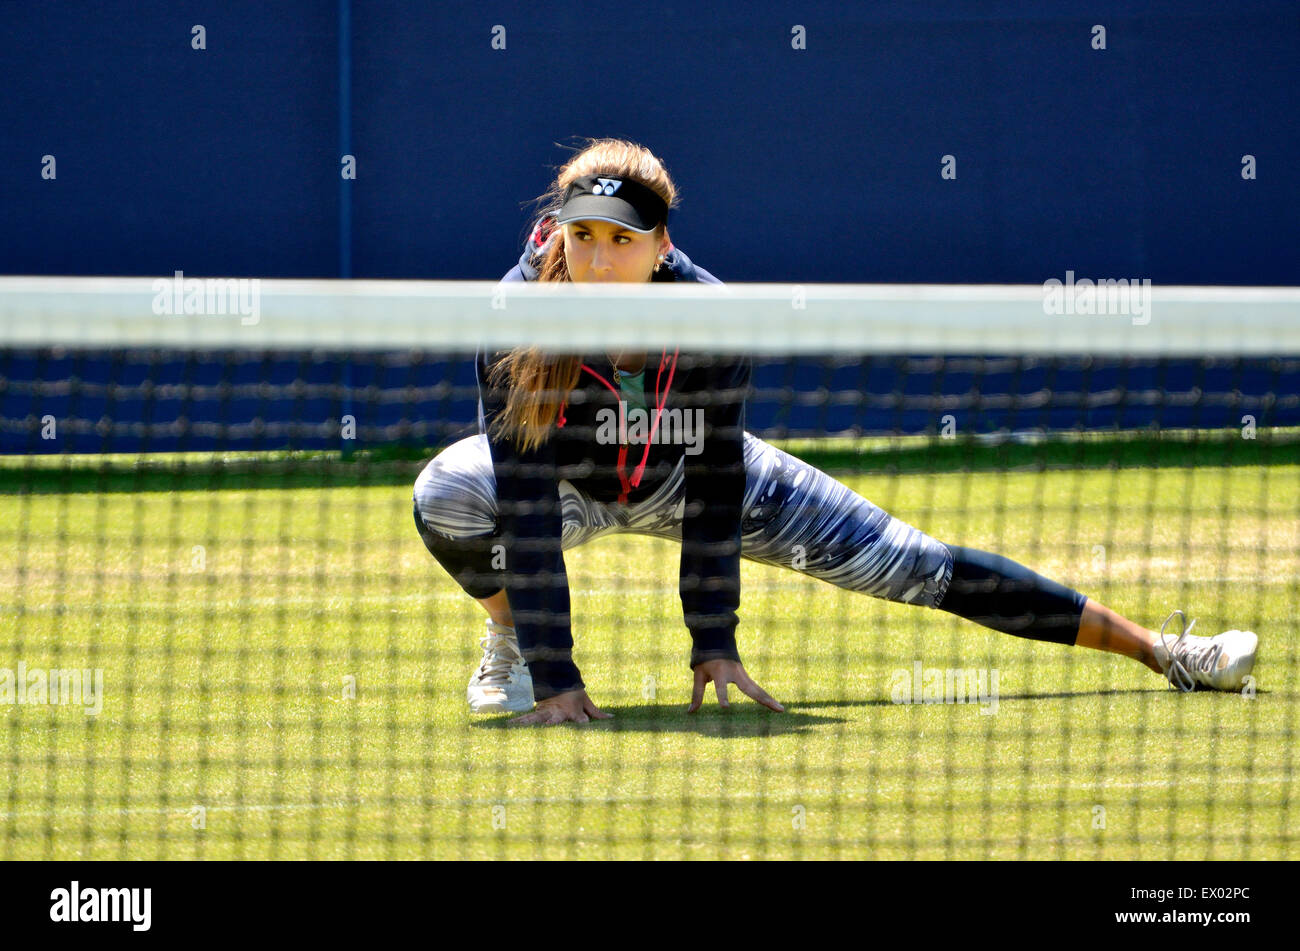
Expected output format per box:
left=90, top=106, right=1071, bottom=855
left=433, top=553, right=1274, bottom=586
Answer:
left=413, top=138, right=1258, bottom=725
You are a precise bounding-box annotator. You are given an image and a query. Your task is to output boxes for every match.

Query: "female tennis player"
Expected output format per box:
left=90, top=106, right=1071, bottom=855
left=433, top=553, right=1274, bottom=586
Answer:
left=413, top=138, right=1258, bottom=725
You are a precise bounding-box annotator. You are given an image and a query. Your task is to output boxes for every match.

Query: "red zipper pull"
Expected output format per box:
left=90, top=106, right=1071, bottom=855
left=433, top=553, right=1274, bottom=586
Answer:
left=616, top=445, right=630, bottom=503
left=630, top=348, right=678, bottom=489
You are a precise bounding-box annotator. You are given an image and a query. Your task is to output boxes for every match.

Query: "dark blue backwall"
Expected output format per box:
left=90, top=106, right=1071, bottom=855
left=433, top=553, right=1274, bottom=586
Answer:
left=2, top=1, right=1297, bottom=284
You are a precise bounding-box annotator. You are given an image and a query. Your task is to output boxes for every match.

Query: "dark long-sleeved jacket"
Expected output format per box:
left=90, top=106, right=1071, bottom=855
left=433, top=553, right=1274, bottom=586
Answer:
left=479, top=216, right=750, bottom=698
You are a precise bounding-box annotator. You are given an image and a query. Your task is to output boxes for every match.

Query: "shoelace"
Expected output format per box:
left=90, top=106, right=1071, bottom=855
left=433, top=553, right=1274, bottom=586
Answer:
left=475, top=632, right=523, bottom=685
left=1159, top=610, right=1220, bottom=692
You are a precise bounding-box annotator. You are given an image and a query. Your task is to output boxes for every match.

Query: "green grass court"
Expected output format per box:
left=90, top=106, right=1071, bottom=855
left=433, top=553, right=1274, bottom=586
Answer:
left=2, top=434, right=1297, bottom=859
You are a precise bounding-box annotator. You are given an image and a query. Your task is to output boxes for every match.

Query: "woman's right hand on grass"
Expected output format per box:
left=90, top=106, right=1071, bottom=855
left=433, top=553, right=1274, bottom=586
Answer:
left=509, top=688, right=612, bottom=726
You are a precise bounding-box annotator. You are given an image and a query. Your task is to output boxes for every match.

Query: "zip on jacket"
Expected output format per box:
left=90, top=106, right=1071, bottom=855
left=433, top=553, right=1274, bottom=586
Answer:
left=562, top=351, right=680, bottom=503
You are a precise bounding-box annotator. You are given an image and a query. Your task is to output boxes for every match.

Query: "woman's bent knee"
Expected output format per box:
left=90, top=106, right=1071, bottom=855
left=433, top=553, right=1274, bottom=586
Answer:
left=413, top=437, right=498, bottom=541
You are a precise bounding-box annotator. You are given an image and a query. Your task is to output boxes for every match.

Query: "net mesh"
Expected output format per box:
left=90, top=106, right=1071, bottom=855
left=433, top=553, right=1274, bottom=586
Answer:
left=2, top=279, right=1297, bottom=859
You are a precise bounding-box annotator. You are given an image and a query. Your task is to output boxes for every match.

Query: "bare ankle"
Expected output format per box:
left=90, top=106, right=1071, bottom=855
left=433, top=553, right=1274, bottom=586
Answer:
left=477, top=590, right=514, bottom=628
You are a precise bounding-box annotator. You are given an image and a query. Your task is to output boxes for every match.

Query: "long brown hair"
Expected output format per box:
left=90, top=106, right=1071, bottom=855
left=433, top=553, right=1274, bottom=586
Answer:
left=487, top=138, right=679, bottom=453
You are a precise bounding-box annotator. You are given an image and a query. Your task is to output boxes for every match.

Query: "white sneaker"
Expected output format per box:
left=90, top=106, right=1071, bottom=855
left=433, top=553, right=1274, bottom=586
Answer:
left=467, top=620, right=534, bottom=713
left=1155, top=610, right=1258, bottom=692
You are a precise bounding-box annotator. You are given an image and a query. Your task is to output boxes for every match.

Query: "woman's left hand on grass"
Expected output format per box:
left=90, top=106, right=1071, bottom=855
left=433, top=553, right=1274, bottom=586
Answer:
left=687, top=659, right=785, bottom=714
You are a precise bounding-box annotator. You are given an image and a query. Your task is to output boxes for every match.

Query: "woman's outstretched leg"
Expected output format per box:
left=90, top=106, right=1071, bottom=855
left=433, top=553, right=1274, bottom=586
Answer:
left=938, top=545, right=1157, bottom=662
left=935, top=544, right=1257, bottom=690
left=737, top=436, right=1257, bottom=692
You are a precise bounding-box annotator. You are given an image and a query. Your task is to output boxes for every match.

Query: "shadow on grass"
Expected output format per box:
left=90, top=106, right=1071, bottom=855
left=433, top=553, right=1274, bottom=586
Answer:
left=472, top=701, right=845, bottom=737
left=472, top=683, right=1258, bottom=734
left=782, top=685, right=1259, bottom=708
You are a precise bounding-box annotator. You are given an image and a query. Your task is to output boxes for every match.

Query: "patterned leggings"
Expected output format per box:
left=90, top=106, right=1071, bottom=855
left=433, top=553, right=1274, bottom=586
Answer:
left=413, top=432, right=954, bottom=609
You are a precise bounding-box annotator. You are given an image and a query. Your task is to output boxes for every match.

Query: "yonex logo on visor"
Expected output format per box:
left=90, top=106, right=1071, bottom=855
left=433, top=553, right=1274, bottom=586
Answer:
left=557, top=173, right=669, bottom=232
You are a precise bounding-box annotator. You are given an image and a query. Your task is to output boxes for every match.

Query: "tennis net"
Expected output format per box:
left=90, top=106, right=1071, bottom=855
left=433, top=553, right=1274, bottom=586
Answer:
left=2, top=277, right=1297, bottom=859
